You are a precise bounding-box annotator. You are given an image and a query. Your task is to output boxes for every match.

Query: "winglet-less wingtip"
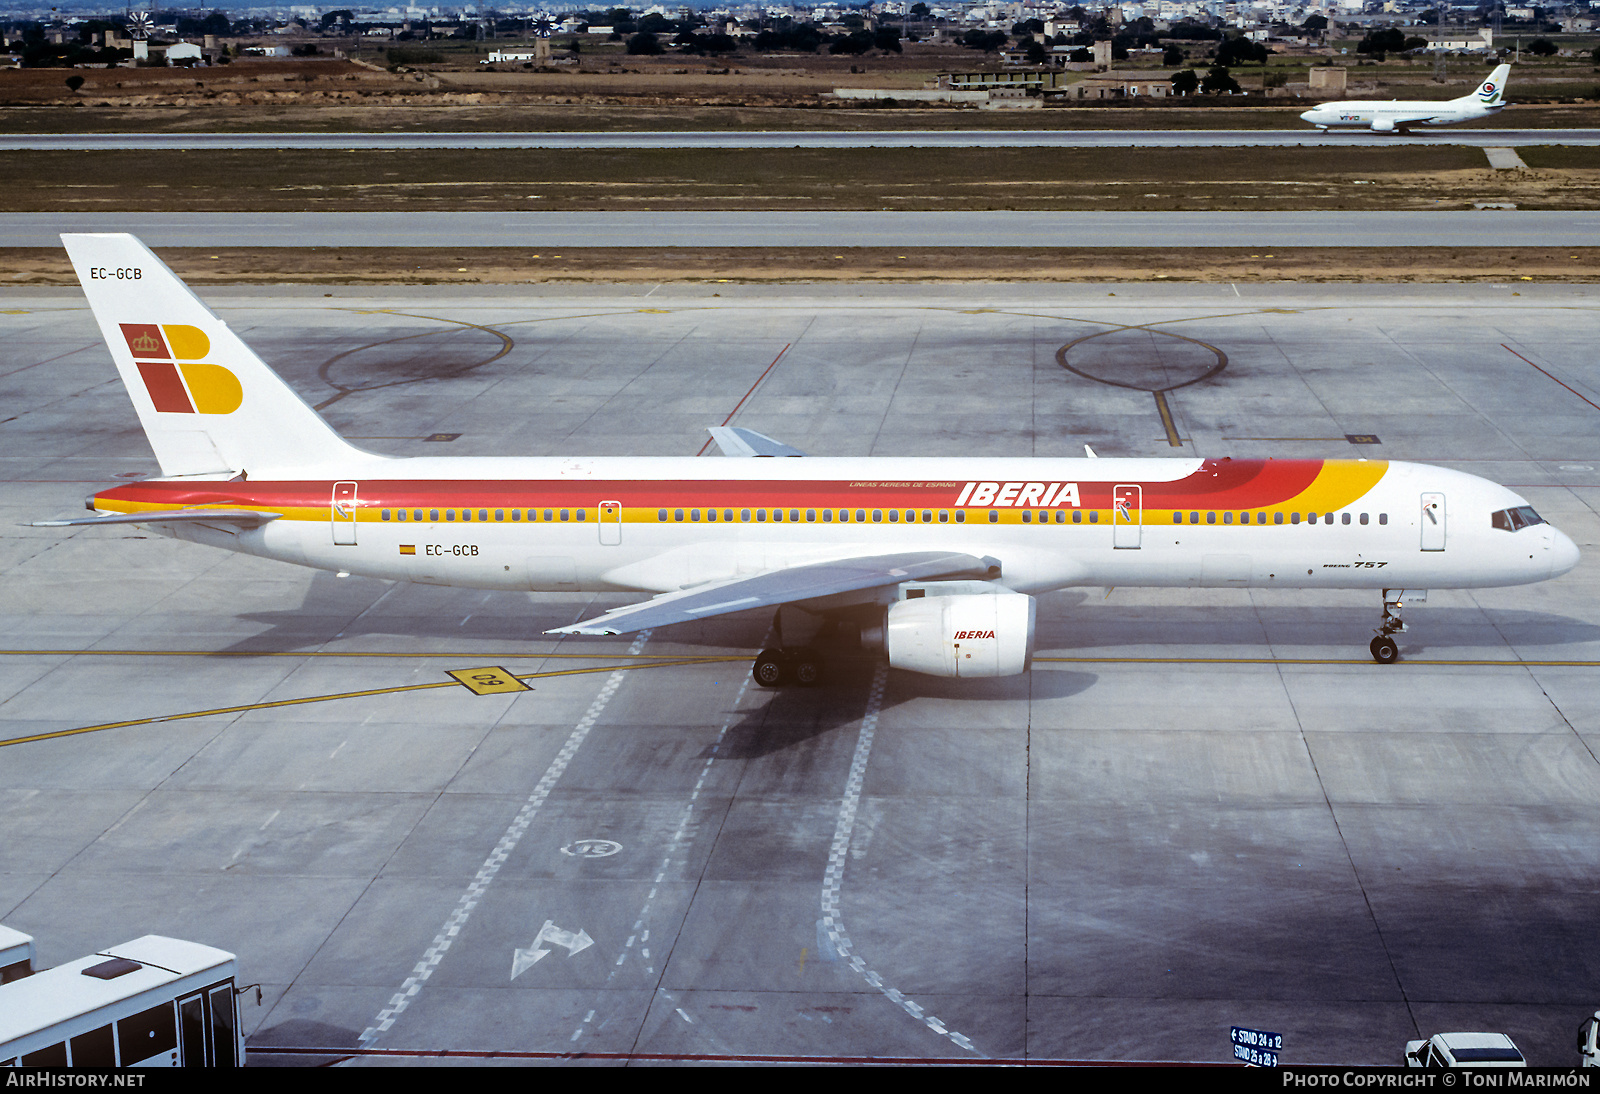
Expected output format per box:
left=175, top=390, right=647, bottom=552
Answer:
left=707, top=427, right=806, bottom=458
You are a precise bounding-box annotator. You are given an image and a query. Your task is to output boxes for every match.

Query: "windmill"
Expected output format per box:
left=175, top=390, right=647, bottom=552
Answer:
left=533, top=13, right=554, bottom=64
left=126, top=10, right=152, bottom=63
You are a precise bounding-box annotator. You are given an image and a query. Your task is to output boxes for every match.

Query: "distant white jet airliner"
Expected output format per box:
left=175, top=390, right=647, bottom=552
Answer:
left=38, top=234, right=1579, bottom=684
left=1299, top=63, right=1510, bottom=133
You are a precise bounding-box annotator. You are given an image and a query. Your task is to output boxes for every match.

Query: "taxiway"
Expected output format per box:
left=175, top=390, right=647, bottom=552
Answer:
left=2, top=281, right=1598, bottom=1064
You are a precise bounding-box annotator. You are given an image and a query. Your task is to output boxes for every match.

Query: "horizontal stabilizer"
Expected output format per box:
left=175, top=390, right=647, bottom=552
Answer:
left=29, top=509, right=281, bottom=528
left=708, top=427, right=806, bottom=458
left=548, top=551, right=999, bottom=636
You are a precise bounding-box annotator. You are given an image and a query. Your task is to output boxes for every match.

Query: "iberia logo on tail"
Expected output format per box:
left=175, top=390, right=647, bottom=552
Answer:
left=119, top=323, right=243, bottom=415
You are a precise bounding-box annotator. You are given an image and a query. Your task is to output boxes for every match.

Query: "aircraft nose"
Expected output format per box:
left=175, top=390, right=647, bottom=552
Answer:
left=1550, top=528, right=1580, bottom=578
left=1298, top=110, right=1315, bottom=122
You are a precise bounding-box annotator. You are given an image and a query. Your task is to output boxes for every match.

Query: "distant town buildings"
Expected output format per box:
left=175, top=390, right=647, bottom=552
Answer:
left=0, top=0, right=1588, bottom=68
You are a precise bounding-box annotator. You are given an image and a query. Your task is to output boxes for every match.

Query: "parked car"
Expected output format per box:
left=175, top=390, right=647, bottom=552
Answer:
left=1405, top=1032, right=1526, bottom=1068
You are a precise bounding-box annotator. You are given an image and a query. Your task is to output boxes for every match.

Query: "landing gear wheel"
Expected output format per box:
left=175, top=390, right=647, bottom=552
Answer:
left=1370, top=635, right=1399, bottom=664
left=791, top=651, right=822, bottom=688
left=753, top=649, right=789, bottom=688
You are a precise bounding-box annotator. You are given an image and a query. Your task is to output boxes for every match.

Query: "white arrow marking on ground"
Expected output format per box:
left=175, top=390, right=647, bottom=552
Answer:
left=512, top=920, right=595, bottom=980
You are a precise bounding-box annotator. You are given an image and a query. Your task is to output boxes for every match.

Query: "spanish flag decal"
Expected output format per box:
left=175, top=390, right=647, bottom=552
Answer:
left=120, top=323, right=242, bottom=415
left=399, top=545, right=416, bottom=555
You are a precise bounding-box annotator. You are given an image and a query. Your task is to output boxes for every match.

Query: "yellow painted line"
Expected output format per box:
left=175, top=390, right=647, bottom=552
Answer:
left=1034, top=656, right=1600, bottom=667
left=1152, top=391, right=1182, bottom=448
left=3, top=650, right=1591, bottom=670
left=447, top=666, right=532, bottom=696
left=0, top=656, right=744, bottom=750
left=0, top=650, right=736, bottom=660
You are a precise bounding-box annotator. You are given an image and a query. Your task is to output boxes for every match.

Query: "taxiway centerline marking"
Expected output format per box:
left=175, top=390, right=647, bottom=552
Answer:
left=5, top=654, right=1588, bottom=751
left=2, top=650, right=1594, bottom=667
left=1033, top=656, right=1600, bottom=666
left=1152, top=391, right=1183, bottom=448
left=0, top=649, right=740, bottom=659
left=0, top=656, right=737, bottom=750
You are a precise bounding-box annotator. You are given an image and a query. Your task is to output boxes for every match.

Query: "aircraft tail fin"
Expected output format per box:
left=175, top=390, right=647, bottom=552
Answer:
left=1464, top=63, right=1511, bottom=108
left=62, top=233, right=370, bottom=478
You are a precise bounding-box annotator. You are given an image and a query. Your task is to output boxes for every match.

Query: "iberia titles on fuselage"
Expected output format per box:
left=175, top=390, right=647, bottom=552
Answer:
left=44, top=233, right=1579, bottom=683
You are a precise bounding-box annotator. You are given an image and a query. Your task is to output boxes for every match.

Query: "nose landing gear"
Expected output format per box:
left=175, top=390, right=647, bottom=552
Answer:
left=1371, top=590, right=1407, bottom=664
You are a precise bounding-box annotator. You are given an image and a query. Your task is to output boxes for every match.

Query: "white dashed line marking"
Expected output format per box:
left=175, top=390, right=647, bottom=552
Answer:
left=358, top=631, right=651, bottom=1046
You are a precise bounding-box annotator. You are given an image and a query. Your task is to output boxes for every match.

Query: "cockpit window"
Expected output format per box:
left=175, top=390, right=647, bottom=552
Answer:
left=1491, top=506, right=1546, bottom=532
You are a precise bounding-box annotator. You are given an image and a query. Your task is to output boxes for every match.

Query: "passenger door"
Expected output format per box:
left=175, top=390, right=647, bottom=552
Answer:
left=598, top=500, right=621, bottom=546
left=1420, top=492, right=1445, bottom=552
left=331, top=481, right=358, bottom=546
left=1113, top=484, right=1141, bottom=549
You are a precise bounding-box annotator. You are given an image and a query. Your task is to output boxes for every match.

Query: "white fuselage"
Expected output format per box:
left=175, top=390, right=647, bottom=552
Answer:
left=1299, top=99, right=1500, bottom=132
left=106, top=456, right=1577, bottom=604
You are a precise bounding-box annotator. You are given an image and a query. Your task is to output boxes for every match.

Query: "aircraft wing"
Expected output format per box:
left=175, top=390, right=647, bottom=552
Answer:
left=707, top=427, right=806, bottom=458
left=28, top=509, right=282, bottom=528
left=547, top=551, right=1000, bottom=636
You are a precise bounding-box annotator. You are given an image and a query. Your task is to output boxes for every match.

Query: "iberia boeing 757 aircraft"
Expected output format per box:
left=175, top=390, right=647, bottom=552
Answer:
left=42, top=234, right=1578, bottom=684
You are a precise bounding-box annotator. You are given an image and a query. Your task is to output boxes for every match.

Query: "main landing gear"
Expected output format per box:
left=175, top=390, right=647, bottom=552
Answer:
left=752, top=647, right=822, bottom=688
left=1370, top=590, right=1407, bottom=664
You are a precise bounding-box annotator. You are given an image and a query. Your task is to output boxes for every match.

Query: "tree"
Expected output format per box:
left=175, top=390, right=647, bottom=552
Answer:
left=959, top=29, right=1008, bottom=51
left=1163, top=44, right=1183, bottom=66
left=754, top=24, right=825, bottom=52
left=626, top=31, right=662, bottom=55
left=65, top=74, right=84, bottom=91
left=1170, top=68, right=1199, bottom=95
left=1357, top=28, right=1408, bottom=57
left=1528, top=38, right=1558, bottom=57
left=910, top=2, right=929, bottom=15
left=829, top=29, right=873, bottom=55
left=1216, top=35, right=1268, bottom=66
left=1200, top=65, right=1241, bottom=94
left=1303, top=14, right=1328, bottom=33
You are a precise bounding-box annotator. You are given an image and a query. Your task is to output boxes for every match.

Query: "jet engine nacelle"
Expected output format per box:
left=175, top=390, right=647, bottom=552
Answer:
left=883, top=592, right=1036, bottom=678
left=1370, top=117, right=1395, bottom=132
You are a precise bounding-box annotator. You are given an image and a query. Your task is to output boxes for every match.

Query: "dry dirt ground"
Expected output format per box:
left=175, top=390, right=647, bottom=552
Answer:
left=0, top=54, right=1591, bottom=131
left=6, top=146, right=1599, bottom=212
left=5, top=55, right=1597, bottom=283
left=6, top=246, right=1598, bottom=284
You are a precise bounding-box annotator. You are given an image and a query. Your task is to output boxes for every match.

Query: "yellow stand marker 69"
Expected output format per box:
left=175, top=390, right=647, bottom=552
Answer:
left=446, top=667, right=531, bottom=696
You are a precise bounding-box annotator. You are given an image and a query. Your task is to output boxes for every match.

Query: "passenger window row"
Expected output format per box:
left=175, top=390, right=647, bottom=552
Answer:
left=659, top=508, right=969, bottom=524
left=380, top=508, right=587, bottom=523
left=1173, top=511, right=1387, bottom=527
left=374, top=506, right=1393, bottom=529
